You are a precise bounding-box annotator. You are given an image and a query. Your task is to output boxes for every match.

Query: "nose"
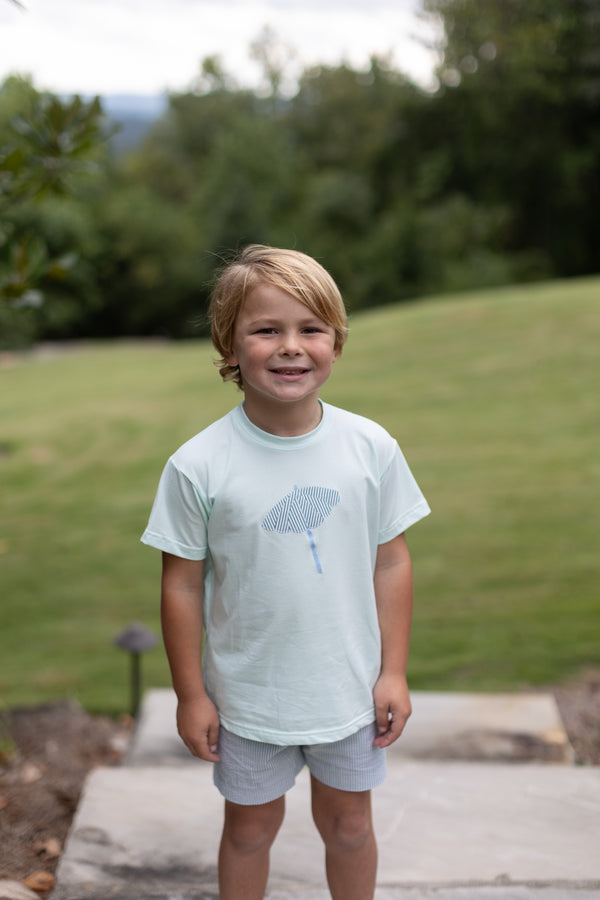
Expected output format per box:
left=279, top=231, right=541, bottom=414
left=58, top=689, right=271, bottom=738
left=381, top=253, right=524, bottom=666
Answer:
left=279, top=330, right=301, bottom=355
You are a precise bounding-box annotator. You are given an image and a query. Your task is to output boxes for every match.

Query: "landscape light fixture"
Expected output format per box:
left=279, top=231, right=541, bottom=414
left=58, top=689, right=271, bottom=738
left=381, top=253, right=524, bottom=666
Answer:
left=114, top=622, right=159, bottom=716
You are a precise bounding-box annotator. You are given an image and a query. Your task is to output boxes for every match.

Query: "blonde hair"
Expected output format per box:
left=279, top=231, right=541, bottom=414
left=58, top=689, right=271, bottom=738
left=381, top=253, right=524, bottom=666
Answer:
left=209, top=245, right=348, bottom=388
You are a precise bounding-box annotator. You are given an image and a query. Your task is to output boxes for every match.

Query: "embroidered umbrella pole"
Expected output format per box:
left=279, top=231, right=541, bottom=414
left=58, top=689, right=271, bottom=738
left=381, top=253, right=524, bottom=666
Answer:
left=262, top=484, right=340, bottom=573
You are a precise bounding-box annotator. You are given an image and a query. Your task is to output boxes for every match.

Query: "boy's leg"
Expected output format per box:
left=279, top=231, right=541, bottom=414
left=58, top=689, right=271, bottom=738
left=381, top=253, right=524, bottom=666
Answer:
left=310, top=775, right=377, bottom=900
left=218, top=795, right=285, bottom=900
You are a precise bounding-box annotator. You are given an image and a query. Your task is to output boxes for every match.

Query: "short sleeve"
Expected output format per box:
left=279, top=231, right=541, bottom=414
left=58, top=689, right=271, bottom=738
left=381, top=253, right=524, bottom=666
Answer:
left=378, top=444, right=430, bottom=544
left=140, top=458, right=210, bottom=560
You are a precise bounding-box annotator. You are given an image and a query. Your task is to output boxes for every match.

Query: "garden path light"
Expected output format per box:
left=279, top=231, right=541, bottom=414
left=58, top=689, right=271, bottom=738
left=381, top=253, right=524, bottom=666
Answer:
left=114, top=622, right=158, bottom=716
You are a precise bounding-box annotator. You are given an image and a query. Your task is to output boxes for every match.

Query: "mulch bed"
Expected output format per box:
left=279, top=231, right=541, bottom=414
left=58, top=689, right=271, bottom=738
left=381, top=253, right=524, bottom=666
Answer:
left=0, top=701, right=133, bottom=897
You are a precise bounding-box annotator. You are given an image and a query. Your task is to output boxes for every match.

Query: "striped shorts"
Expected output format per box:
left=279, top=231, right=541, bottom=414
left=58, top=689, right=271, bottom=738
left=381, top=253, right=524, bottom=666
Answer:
left=213, top=722, right=387, bottom=806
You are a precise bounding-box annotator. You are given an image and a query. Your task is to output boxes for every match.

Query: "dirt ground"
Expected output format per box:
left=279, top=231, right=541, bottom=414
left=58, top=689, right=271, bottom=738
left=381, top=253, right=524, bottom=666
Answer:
left=1, top=671, right=599, bottom=898
left=0, top=701, right=133, bottom=897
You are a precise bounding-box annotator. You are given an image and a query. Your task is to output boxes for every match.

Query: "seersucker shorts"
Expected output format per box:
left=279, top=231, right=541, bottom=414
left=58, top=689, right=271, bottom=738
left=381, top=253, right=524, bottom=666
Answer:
left=213, top=721, right=387, bottom=805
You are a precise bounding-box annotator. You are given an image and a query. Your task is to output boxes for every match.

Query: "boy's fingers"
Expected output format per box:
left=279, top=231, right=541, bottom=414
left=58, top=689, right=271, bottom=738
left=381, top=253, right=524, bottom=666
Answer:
left=181, top=725, right=220, bottom=761
left=190, top=738, right=220, bottom=762
left=193, top=725, right=220, bottom=761
left=375, top=703, right=392, bottom=735
left=374, top=718, right=399, bottom=748
left=374, top=702, right=411, bottom=747
left=207, top=720, right=220, bottom=759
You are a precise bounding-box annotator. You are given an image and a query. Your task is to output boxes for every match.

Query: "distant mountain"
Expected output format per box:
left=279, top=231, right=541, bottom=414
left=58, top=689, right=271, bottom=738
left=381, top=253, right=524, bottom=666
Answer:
left=99, top=94, right=169, bottom=154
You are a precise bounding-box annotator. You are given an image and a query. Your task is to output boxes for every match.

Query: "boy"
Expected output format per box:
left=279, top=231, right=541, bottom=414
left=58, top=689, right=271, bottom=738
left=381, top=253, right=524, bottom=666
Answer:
left=141, top=245, right=430, bottom=900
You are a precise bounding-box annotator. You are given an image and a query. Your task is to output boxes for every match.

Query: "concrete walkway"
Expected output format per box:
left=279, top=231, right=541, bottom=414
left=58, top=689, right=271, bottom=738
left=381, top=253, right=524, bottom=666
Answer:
left=51, top=690, right=600, bottom=900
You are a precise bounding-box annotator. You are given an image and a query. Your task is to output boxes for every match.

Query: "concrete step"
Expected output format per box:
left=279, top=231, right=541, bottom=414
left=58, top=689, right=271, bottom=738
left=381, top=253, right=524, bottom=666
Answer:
left=51, top=691, right=591, bottom=899
left=126, top=689, right=574, bottom=767
left=51, top=759, right=600, bottom=899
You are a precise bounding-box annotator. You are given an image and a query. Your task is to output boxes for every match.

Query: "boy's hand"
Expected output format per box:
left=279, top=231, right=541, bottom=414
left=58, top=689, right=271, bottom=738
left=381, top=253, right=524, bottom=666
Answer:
left=372, top=673, right=412, bottom=748
left=176, top=694, right=221, bottom=762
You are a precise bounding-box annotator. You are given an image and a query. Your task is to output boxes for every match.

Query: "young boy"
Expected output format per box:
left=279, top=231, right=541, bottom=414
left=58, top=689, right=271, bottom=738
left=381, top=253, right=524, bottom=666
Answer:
left=141, top=245, right=430, bottom=900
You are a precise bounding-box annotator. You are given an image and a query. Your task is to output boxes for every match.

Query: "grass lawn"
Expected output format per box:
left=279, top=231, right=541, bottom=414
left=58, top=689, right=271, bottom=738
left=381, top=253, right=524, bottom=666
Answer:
left=1, top=276, right=598, bottom=712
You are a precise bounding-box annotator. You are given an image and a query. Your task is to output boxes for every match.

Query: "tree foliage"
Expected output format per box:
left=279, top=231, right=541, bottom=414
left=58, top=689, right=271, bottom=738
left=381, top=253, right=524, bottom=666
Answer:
left=1, top=0, right=598, bottom=347
left=0, top=77, right=109, bottom=345
left=423, top=0, right=600, bottom=274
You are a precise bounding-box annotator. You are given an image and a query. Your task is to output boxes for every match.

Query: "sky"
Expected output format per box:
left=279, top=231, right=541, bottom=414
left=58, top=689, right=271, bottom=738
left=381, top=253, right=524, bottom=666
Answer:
left=0, top=0, right=439, bottom=98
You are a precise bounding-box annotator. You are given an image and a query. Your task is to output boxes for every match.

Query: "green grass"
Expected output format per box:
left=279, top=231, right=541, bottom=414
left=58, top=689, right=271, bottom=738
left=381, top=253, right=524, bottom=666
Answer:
left=1, top=277, right=599, bottom=712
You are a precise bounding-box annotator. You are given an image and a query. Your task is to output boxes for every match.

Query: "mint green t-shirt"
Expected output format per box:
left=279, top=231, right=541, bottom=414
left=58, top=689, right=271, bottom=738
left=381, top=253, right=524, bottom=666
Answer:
left=141, top=402, right=430, bottom=745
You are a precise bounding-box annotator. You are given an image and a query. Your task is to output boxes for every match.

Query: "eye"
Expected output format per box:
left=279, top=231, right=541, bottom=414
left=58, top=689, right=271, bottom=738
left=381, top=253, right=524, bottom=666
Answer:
left=255, top=327, right=277, bottom=334
left=302, top=326, right=322, bottom=334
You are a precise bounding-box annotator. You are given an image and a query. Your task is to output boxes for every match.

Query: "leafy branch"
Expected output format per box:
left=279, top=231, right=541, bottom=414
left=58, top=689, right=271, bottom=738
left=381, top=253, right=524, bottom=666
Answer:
left=0, top=90, right=108, bottom=317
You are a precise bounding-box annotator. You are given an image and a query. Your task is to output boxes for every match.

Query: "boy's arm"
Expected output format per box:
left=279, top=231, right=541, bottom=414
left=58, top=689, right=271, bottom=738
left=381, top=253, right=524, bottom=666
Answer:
left=372, top=533, right=414, bottom=748
left=161, top=551, right=220, bottom=762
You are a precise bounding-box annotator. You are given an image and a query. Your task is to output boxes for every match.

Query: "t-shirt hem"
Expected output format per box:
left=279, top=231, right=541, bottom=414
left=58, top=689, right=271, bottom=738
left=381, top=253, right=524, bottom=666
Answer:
left=219, top=709, right=375, bottom=746
left=378, top=499, right=431, bottom=545
left=140, top=531, right=207, bottom=561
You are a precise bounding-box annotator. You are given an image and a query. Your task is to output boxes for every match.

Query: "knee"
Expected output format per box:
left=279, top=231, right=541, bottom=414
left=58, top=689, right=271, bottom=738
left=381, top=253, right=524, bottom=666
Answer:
left=313, top=806, right=374, bottom=854
left=223, top=801, right=284, bottom=856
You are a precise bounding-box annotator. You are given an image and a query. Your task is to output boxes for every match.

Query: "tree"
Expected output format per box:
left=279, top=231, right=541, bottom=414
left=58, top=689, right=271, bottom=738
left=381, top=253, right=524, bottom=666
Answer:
left=422, top=0, right=600, bottom=276
left=0, top=77, right=109, bottom=345
left=249, top=25, right=298, bottom=99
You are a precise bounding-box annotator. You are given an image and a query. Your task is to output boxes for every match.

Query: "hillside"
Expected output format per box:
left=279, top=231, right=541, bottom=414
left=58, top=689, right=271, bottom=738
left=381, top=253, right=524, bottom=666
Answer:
left=0, top=276, right=598, bottom=711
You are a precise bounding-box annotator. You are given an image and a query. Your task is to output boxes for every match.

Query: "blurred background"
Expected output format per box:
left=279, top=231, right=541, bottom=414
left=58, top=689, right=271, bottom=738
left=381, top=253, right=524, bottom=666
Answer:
left=2, top=0, right=598, bottom=346
left=1, top=0, right=598, bottom=714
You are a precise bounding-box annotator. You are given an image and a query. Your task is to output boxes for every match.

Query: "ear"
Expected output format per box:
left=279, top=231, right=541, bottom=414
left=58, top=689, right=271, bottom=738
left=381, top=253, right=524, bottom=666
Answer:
left=333, top=345, right=342, bottom=362
left=224, top=350, right=238, bottom=367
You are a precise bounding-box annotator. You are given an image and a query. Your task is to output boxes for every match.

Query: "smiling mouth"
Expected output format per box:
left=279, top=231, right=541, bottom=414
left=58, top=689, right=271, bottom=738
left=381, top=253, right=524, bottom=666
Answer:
left=271, top=368, right=309, bottom=375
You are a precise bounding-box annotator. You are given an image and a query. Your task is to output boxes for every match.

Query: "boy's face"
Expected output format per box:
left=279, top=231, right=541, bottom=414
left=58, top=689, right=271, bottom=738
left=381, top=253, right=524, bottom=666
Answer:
left=226, top=283, right=340, bottom=429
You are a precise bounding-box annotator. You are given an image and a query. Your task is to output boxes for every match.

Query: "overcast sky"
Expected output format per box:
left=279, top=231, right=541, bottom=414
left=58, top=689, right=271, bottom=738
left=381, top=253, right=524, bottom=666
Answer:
left=0, top=0, right=439, bottom=97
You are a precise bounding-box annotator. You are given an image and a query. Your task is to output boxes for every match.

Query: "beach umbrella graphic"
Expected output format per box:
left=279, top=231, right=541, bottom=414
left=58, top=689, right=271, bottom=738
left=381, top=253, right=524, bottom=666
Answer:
left=262, top=484, right=340, bottom=574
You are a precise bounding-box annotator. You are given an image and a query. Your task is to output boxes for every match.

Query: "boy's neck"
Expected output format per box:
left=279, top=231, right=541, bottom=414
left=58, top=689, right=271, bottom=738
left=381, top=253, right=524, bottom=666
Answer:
left=241, top=396, right=323, bottom=437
